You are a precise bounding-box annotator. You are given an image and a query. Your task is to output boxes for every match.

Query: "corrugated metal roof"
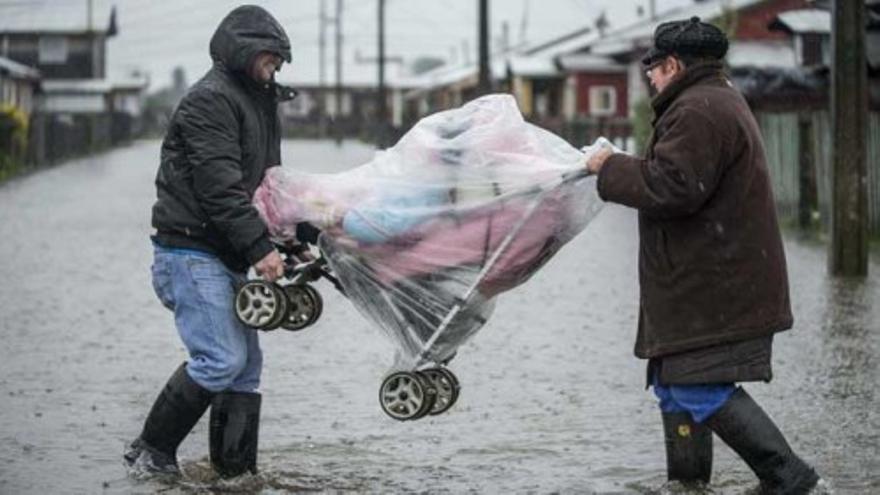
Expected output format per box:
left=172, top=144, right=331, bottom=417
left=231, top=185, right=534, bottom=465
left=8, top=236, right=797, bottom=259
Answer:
left=557, top=53, right=626, bottom=72
left=404, top=58, right=508, bottom=92
left=507, top=56, right=558, bottom=77
left=0, top=1, right=115, bottom=34
left=727, top=40, right=797, bottom=69
left=503, top=0, right=768, bottom=82
left=586, top=0, right=765, bottom=57
left=277, top=60, right=417, bottom=89
left=0, top=56, right=40, bottom=80
left=41, top=75, right=148, bottom=94
left=391, top=0, right=780, bottom=92
left=772, top=9, right=831, bottom=34
left=523, top=27, right=594, bottom=57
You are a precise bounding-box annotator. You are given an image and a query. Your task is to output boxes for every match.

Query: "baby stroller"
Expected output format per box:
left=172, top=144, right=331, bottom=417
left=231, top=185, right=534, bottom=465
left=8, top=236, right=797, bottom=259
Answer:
left=238, top=94, right=608, bottom=420
left=230, top=241, right=465, bottom=420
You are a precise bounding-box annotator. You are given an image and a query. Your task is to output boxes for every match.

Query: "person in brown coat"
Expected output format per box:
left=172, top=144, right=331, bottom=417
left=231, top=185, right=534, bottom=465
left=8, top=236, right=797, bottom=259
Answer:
left=586, top=17, right=822, bottom=494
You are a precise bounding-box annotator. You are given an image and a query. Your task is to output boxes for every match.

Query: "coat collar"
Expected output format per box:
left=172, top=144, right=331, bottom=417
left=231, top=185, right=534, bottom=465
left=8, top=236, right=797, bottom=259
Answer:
left=651, top=61, right=726, bottom=122
left=274, top=83, right=298, bottom=102
left=215, top=63, right=297, bottom=103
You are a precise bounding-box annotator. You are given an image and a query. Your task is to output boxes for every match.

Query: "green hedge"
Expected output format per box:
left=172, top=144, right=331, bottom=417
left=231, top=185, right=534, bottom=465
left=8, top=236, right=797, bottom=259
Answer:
left=0, top=104, right=29, bottom=181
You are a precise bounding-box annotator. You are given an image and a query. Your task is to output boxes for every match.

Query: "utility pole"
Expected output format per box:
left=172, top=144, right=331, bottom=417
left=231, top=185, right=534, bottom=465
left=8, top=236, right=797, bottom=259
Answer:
left=319, top=0, right=326, bottom=88
left=335, top=0, right=344, bottom=145
left=477, top=0, right=490, bottom=96
left=798, top=115, right=817, bottom=230
left=377, top=0, right=388, bottom=148
left=518, top=0, right=529, bottom=46
left=318, top=0, right=328, bottom=138
left=829, top=0, right=868, bottom=276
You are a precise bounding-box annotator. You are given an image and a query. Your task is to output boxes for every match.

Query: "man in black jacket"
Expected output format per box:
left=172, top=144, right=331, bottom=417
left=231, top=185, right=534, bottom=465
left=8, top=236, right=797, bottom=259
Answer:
left=124, top=5, right=316, bottom=478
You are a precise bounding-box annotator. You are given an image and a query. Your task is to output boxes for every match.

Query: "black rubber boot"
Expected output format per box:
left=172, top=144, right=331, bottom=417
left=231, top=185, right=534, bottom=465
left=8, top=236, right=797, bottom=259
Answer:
left=209, top=391, right=261, bottom=478
left=705, top=387, right=819, bottom=494
left=662, top=411, right=713, bottom=484
left=124, top=363, right=214, bottom=474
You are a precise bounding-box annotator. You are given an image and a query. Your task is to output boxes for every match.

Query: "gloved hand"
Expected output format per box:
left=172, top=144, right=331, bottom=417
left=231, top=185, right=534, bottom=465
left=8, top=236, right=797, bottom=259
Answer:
left=295, top=222, right=322, bottom=245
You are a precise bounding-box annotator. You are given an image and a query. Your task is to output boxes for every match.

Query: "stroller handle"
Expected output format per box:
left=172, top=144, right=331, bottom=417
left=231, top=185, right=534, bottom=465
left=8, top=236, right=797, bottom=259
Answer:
left=560, top=167, right=592, bottom=183
left=274, top=242, right=347, bottom=296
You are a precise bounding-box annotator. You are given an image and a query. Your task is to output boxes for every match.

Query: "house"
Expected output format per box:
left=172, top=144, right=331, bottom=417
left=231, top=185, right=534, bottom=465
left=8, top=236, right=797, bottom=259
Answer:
left=277, top=57, right=420, bottom=140
left=768, top=8, right=832, bottom=67
left=0, top=1, right=125, bottom=115
left=466, top=0, right=821, bottom=149
left=405, top=0, right=813, bottom=147
left=726, top=1, right=880, bottom=112
left=0, top=3, right=117, bottom=79
left=549, top=0, right=812, bottom=114
left=401, top=59, right=508, bottom=124
left=0, top=56, right=40, bottom=167
left=0, top=56, right=40, bottom=116
left=0, top=2, right=147, bottom=163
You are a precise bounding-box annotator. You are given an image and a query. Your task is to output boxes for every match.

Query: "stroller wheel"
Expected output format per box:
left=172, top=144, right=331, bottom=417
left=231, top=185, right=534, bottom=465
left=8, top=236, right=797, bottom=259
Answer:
left=302, top=285, right=324, bottom=325
left=235, top=281, right=288, bottom=330
left=419, top=368, right=460, bottom=415
left=264, top=282, right=290, bottom=330
left=379, top=371, right=437, bottom=421
left=411, top=372, right=438, bottom=420
left=280, top=284, right=319, bottom=331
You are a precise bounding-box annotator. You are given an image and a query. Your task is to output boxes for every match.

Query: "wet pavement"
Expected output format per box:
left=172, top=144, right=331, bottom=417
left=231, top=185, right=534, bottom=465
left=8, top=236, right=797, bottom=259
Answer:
left=0, top=139, right=877, bottom=494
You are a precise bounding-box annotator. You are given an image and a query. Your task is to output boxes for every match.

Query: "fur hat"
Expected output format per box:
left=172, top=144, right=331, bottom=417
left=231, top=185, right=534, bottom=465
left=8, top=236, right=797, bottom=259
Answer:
left=642, top=16, right=729, bottom=67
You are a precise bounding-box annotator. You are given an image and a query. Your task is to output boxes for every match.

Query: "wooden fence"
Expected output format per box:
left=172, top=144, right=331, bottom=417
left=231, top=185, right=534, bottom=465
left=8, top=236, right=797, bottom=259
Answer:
left=757, top=111, right=880, bottom=235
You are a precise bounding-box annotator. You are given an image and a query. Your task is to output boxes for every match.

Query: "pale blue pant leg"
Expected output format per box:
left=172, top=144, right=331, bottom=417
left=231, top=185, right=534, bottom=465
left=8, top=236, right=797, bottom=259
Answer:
left=229, top=319, right=262, bottom=392
left=151, top=246, right=262, bottom=393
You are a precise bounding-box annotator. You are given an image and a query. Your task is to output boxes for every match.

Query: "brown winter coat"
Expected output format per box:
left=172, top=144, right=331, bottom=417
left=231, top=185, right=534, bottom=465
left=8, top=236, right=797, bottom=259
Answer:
left=597, top=61, right=793, bottom=364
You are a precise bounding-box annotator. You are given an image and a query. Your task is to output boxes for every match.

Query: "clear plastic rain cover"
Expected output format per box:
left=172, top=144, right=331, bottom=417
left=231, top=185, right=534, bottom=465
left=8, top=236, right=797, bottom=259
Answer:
left=254, top=94, right=607, bottom=368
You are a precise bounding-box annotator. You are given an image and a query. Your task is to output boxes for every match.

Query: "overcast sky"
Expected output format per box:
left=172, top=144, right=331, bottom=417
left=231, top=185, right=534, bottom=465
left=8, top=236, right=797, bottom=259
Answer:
left=6, top=0, right=696, bottom=90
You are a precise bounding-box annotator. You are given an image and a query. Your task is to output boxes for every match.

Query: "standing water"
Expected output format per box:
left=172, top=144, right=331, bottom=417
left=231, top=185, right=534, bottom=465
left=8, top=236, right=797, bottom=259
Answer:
left=0, top=140, right=877, bottom=494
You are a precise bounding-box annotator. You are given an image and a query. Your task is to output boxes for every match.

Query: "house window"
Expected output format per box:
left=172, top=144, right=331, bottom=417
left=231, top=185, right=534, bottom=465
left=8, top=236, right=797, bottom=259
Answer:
left=39, top=36, right=68, bottom=63
left=589, top=85, right=616, bottom=116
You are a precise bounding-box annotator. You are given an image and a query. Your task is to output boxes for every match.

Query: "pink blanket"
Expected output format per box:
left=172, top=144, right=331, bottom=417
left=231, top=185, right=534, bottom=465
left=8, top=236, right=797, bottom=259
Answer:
left=338, top=191, right=571, bottom=298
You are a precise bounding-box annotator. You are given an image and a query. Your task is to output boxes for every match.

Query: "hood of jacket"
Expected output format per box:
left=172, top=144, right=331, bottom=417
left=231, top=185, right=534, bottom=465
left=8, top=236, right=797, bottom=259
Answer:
left=209, top=5, right=291, bottom=74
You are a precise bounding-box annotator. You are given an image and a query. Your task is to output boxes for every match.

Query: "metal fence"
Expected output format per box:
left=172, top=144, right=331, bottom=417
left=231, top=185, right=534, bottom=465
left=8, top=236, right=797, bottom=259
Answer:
left=27, top=112, right=141, bottom=166
left=757, top=111, right=880, bottom=234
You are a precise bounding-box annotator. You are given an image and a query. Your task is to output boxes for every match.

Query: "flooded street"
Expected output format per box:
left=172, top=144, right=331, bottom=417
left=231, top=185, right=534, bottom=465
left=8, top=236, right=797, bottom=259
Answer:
left=0, top=139, right=877, bottom=494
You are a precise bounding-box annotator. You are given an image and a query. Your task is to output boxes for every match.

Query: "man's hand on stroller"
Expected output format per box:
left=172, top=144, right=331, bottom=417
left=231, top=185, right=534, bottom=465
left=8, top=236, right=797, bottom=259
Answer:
left=583, top=137, right=624, bottom=175
left=255, top=249, right=285, bottom=282
left=585, top=146, right=613, bottom=175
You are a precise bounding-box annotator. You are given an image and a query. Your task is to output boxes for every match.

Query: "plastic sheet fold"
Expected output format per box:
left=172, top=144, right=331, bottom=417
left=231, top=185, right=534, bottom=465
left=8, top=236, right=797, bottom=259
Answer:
left=254, top=94, right=607, bottom=367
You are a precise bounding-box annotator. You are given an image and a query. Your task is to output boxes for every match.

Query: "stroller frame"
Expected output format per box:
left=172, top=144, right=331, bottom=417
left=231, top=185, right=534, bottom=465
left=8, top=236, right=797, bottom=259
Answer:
left=394, top=168, right=589, bottom=367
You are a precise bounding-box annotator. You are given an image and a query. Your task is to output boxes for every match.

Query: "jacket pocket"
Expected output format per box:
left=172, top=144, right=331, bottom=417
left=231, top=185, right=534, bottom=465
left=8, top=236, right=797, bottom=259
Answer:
left=186, top=255, right=236, bottom=299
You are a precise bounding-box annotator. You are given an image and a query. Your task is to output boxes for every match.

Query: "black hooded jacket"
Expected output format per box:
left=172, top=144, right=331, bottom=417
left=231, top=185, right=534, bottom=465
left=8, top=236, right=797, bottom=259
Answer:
left=151, top=5, right=296, bottom=272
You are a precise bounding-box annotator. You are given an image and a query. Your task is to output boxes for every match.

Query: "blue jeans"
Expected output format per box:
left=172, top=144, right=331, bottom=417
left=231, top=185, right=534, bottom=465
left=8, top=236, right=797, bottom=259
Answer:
left=151, top=244, right=262, bottom=393
left=653, top=379, right=735, bottom=424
